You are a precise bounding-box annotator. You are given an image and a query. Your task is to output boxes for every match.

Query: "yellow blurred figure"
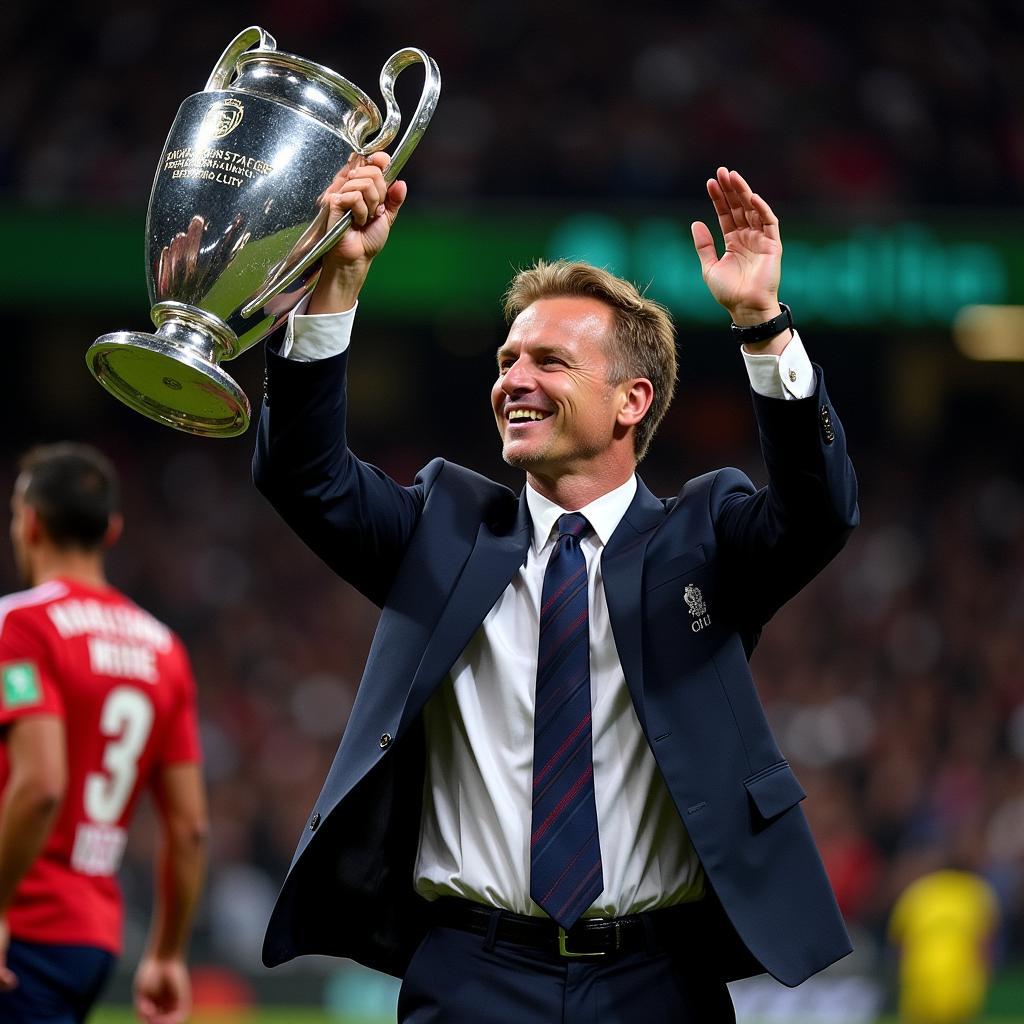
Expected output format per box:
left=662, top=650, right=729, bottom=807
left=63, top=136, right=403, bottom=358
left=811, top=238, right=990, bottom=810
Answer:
left=889, top=869, right=999, bottom=1024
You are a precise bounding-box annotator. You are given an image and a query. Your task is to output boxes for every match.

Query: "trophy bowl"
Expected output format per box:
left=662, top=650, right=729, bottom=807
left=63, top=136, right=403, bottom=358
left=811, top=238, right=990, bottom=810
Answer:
left=87, top=26, right=440, bottom=437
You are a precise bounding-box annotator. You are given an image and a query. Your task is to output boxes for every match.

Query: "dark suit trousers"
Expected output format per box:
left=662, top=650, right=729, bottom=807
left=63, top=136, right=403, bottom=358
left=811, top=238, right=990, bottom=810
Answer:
left=398, top=924, right=736, bottom=1023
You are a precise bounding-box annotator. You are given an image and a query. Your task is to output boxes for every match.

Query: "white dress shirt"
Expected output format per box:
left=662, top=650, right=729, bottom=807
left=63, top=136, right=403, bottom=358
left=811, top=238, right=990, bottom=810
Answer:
left=283, top=299, right=815, bottom=916
left=415, top=477, right=707, bottom=915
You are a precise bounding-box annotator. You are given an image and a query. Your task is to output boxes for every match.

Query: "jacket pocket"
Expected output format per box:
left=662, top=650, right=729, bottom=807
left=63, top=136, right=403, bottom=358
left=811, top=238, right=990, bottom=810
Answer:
left=743, top=760, right=806, bottom=821
left=643, top=545, right=707, bottom=591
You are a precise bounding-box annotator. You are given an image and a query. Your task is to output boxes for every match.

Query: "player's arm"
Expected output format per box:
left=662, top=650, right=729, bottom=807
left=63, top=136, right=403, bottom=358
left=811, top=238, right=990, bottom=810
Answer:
left=133, top=761, right=207, bottom=1024
left=0, top=715, right=67, bottom=990
left=0, top=717, right=66, bottom=912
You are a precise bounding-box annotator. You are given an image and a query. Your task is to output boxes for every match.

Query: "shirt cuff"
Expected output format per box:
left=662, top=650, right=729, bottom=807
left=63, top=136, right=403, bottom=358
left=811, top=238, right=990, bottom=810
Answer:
left=281, top=295, right=357, bottom=361
left=741, top=330, right=814, bottom=400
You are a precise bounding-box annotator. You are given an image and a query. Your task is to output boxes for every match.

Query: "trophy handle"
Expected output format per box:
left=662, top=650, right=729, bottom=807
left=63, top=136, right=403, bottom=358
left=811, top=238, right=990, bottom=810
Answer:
left=204, top=26, right=277, bottom=91
left=362, top=48, right=441, bottom=168
left=239, top=49, right=440, bottom=320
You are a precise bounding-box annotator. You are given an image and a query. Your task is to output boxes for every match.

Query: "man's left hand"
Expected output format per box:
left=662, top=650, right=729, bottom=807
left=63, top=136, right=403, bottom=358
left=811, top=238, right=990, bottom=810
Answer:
left=691, top=167, right=786, bottom=333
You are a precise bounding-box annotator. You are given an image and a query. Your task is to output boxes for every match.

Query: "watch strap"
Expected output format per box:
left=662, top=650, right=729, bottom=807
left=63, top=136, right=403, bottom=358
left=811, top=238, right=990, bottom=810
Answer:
left=730, top=302, right=793, bottom=344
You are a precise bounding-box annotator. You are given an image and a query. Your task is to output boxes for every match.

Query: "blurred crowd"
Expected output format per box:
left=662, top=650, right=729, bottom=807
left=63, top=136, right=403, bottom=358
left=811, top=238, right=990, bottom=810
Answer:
left=2, top=0, right=1023, bottom=996
left=2, top=0, right=1023, bottom=210
left=757, top=453, right=1024, bottom=966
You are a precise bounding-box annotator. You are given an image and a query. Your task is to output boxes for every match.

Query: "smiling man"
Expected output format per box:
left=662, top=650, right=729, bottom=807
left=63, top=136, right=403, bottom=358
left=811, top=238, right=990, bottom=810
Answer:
left=494, top=277, right=668, bottom=508
left=253, top=156, right=859, bottom=1023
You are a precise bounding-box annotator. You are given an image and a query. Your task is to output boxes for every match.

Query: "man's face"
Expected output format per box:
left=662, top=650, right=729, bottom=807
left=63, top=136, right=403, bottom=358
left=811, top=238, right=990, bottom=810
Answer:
left=491, top=296, right=624, bottom=480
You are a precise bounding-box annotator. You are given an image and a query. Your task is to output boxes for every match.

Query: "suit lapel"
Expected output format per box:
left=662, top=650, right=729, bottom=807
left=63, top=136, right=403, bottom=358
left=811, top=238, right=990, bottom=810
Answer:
left=399, top=492, right=532, bottom=732
left=397, top=478, right=665, bottom=735
left=601, top=477, right=665, bottom=732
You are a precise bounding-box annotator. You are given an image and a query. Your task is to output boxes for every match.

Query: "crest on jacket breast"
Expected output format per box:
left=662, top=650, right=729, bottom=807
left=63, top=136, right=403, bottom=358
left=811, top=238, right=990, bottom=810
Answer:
left=684, top=584, right=711, bottom=632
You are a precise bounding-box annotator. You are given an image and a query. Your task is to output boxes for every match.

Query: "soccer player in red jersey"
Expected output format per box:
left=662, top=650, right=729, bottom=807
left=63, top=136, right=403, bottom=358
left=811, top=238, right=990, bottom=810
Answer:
left=0, top=444, right=207, bottom=1024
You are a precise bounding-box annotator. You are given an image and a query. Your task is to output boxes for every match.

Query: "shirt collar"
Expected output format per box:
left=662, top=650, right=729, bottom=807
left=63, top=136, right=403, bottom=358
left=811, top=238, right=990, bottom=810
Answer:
left=525, top=475, right=638, bottom=555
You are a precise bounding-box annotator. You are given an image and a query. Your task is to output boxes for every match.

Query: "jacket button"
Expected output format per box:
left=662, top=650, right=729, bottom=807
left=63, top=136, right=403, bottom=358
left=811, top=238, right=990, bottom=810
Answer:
left=309, top=812, right=321, bottom=831
left=379, top=733, right=392, bottom=750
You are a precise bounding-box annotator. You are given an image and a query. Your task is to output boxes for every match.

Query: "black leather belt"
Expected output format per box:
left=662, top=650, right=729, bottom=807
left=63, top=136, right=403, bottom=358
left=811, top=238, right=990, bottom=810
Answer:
left=428, top=896, right=703, bottom=958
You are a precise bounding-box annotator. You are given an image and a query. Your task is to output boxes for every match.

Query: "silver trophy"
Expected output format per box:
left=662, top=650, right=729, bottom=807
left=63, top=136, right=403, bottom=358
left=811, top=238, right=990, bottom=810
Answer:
left=87, top=27, right=440, bottom=437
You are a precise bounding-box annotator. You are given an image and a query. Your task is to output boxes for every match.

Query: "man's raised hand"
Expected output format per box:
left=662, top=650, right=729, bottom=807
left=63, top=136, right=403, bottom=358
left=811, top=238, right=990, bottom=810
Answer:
left=308, top=151, right=407, bottom=314
left=691, top=166, right=784, bottom=328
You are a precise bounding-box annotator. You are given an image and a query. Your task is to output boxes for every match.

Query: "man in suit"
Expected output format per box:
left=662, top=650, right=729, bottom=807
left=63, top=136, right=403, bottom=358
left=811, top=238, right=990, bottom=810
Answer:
left=253, top=155, right=858, bottom=1022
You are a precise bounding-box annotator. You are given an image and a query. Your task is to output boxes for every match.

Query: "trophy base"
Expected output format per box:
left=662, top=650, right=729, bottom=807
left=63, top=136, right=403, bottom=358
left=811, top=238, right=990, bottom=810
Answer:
left=87, top=332, right=251, bottom=438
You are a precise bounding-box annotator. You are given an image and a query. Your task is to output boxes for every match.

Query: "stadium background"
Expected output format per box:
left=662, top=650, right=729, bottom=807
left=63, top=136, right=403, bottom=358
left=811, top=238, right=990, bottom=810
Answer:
left=3, top=0, right=1024, bottom=1020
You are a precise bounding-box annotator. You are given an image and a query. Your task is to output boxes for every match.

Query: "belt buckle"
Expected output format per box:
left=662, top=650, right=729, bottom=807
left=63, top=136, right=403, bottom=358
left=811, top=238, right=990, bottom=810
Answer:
left=557, top=921, right=618, bottom=958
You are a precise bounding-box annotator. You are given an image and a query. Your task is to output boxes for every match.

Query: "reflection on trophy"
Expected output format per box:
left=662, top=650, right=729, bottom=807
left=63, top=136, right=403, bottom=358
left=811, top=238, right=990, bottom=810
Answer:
left=87, top=27, right=440, bottom=437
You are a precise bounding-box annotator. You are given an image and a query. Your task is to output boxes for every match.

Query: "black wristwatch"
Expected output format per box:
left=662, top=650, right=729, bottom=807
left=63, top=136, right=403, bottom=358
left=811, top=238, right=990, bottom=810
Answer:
left=730, top=303, right=793, bottom=344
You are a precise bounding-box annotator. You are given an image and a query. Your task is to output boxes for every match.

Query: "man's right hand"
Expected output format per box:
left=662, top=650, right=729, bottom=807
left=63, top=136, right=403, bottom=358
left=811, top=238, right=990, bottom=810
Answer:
left=307, top=151, right=407, bottom=315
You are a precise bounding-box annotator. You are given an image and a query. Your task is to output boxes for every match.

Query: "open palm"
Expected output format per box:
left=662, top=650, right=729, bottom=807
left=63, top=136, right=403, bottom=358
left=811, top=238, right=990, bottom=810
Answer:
left=691, top=167, right=783, bottom=324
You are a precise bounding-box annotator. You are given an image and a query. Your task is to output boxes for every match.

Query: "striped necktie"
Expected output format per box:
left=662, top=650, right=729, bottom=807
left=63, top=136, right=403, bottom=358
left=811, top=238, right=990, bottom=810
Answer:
left=529, top=511, right=604, bottom=929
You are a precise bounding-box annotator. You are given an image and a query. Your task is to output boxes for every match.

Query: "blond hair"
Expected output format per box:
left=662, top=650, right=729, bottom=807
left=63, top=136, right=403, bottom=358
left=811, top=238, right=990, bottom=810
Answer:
left=503, top=260, right=677, bottom=460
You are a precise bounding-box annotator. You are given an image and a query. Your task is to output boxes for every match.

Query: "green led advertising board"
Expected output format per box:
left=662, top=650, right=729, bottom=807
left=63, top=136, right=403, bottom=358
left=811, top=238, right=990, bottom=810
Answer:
left=0, top=205, right=1016, bottom=328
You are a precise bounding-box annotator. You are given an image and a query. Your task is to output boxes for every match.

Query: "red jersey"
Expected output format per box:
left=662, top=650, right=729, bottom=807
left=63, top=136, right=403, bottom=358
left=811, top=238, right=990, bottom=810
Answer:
left=0, top=577, right=201, bottom=954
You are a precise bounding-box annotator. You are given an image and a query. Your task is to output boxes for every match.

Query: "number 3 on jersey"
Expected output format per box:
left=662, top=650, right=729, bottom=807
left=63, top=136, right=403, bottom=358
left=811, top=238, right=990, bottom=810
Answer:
left=85, top=686, right=154, bottom=823
left=72, top=686, right=154, bottom=875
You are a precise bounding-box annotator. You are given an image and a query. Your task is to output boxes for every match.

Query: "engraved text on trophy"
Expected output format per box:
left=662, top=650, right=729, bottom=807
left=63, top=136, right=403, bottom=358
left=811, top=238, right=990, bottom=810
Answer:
left=161, top=147, right=275, bottom=189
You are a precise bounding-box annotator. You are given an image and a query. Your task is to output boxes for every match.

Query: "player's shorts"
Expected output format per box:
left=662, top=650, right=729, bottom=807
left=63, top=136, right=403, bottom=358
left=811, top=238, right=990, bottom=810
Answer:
left=0, top=938, right=115, bottom=1023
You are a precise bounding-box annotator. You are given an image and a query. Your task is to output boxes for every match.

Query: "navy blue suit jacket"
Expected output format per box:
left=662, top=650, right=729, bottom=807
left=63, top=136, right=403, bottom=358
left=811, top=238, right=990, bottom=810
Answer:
left=253, top=345, right=859, bottom=986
